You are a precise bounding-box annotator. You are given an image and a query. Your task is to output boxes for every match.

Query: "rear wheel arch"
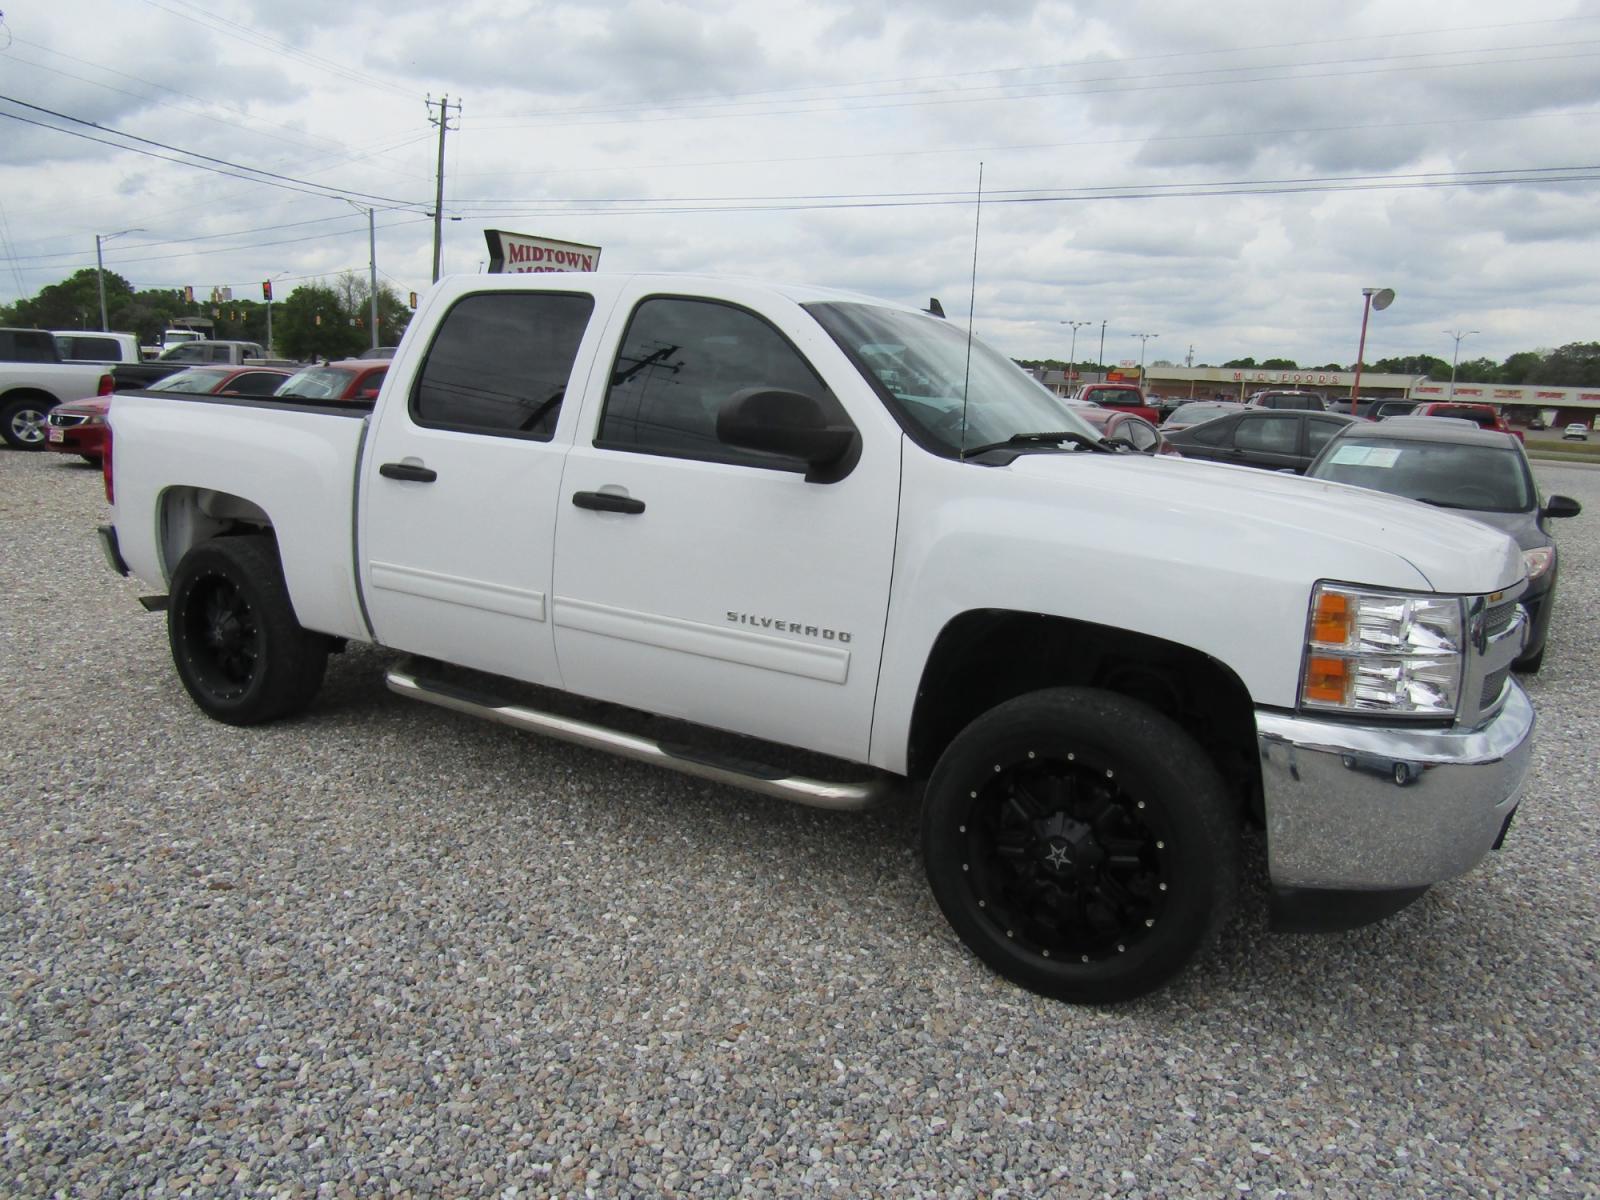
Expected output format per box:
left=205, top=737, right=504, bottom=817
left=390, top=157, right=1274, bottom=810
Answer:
left=157, top=486, right=274, bottom=583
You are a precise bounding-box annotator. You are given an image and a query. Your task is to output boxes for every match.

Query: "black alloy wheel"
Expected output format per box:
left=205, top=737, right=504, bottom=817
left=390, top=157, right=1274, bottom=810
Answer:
left=922, top=687, right=1237, bottom=1004
left=167, top=535, right=330, bottom=725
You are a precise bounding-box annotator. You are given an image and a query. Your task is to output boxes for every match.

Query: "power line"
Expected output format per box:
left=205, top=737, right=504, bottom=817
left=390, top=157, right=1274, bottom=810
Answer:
left=476, top=46, right=1600, bottom=131
left=471, top=15, right=1600, bottom=123
left=450, top=166, right=1600, bottom=219
left=0, top=95, right=425, bottom=208
left=5, top=34, right=352, bottom=156
left=137, top=0, right=417, bottom=101
left=441, top=162, right=1600, bottom=211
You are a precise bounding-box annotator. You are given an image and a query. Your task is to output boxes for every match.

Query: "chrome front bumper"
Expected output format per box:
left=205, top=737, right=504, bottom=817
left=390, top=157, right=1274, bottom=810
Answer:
left=1256, top=683, right=1535, bottom=891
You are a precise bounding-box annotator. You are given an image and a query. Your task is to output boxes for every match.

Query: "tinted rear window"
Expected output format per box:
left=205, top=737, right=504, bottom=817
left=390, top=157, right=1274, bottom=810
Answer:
left=0, top=329, right=59, bottom=363
left=412, top=291, right=594, bottom=439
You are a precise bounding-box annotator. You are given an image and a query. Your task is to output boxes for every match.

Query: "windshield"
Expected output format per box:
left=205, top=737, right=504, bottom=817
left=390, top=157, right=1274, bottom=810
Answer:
left=1310, top=438, right=1534, bottom=512
left=155, top=368, right=230, bottom=393
left=806, top=302, right=1096, bottom=456
left=276, top=366, right=358, bottom=399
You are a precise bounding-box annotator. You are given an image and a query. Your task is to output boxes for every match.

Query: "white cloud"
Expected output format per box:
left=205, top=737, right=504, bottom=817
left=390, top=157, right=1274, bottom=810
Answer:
left=1, top=0, right=1597, bottom=367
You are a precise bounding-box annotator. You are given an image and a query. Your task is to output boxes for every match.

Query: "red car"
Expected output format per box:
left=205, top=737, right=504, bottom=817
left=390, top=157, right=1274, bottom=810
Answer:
left=46, top=365, right=292, bottom=464
left=1409, top=401, right=1523, bottom=442
left=274, top=359, right=388, bottom=403
left=44, top=394, right=113, bottom=463
left=1076, top=407, right=1178, bottom=455
left=1073, top=383, right=1160, bottom=424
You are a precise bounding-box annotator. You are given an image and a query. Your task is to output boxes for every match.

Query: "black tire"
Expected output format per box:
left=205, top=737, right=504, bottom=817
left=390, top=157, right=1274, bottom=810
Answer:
left=0, top=395, right=54, bottom=449
left=167, top=535, right=329, bottom=725
left=921, top=687, right=1238, bottom=1004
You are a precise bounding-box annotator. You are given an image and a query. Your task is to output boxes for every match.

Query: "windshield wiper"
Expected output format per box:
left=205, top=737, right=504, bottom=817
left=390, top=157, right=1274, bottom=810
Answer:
left=1417, top=498, right=1472, bottom=510
left=962, top=430, right=1115, bottom=458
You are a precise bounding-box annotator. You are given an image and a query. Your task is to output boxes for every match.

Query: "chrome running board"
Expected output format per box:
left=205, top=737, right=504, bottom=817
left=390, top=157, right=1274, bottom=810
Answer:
left=385, top=658, right=891, bottom=812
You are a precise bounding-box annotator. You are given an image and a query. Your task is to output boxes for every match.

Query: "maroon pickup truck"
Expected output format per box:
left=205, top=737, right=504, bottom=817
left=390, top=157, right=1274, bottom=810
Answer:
left=1073, top=383, right=1159, bottom=424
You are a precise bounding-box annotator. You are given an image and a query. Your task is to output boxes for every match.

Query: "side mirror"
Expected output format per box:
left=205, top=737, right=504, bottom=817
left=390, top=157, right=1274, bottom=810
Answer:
left=716, top=388, right=858, bottom=482
left=1544, top=495, right=1582, bottom=519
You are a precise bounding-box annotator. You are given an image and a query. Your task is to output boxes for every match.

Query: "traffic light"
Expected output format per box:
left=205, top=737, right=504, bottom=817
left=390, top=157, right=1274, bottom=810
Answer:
left=408, top=291, right=418, bottom=309
left=183, top=285, right=194, bottom=303
left=262, top=280, right=273, bottom=301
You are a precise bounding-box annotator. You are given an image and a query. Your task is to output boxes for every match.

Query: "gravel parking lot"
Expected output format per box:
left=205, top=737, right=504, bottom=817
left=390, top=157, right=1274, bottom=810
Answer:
left=3, top=449, right=1597, bottom=1199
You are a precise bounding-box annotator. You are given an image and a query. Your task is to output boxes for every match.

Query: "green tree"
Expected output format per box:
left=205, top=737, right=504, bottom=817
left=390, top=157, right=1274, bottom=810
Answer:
left=5, top=268, right=130, bottom=332
left=1451, top=356, right=1498, bottom=384
left=1499, top=351, right=1545, bottom=384
left=1259, top=357, right=1298, bottom=370
left=276, top=284, right=362, bottom=360
left=1542, top=342, right=1600, bottom=387
left=1374, top=355, right=1448, bottom=377
left=1222, top=357, right=1257, bottom=368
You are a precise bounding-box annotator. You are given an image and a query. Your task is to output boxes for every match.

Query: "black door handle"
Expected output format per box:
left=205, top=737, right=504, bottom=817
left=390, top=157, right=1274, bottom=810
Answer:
left=379, top=462, right=437, bottom=483
left=572, top=490, right=645, bottom=514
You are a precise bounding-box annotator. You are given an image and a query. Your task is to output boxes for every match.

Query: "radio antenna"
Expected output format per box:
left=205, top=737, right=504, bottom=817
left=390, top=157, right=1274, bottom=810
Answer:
left=959, top=161, right=984, bottom=456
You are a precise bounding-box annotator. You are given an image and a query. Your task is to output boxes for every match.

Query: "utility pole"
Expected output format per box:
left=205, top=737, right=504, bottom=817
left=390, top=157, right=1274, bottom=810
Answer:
left=95, top=229, right=141, bottom=331
left=427, top=95, right=462, bottom=283
left=368, top=206, right=379, bottom=350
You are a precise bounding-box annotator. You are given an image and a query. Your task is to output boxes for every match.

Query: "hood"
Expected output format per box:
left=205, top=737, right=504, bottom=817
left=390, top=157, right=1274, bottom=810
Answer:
left=1004, top=450, right=1526, bottom=595
left=1443, top=505, right=1546, bottom=552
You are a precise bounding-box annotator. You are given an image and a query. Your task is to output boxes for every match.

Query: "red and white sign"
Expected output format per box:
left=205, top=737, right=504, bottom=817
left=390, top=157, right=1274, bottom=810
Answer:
left=485, top=230, right=602, bottom=274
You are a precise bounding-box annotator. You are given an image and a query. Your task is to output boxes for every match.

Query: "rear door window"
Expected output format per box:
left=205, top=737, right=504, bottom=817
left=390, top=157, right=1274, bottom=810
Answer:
left=411, top=292, right=595, bottom=439
left=1235, top=413, right=1299, bottom=454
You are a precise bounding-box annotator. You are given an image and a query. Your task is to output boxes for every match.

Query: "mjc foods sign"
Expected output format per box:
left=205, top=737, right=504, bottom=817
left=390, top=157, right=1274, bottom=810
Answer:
left=1232, top=370, right=1346, bottom=385
left=485, top=230, right=602, bottom=274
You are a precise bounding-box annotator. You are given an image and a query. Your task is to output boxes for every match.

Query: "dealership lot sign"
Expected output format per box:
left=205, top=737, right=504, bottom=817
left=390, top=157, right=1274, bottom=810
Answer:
left=485, top=230, right=602, bottom=274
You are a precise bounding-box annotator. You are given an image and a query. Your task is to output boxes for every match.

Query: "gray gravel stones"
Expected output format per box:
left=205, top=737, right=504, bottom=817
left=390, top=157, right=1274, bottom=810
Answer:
left=2, top=450, right=1597, bottom=1197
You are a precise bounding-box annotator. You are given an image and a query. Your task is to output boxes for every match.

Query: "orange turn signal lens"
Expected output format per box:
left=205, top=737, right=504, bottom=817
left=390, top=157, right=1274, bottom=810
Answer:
left=1303, top=655, right=1351, bottom=705
left=1311, top=590, right=1354, bottom=646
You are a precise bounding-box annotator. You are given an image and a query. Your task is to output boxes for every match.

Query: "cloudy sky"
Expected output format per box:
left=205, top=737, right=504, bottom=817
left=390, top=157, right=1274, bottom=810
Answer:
left=2, top=0, right=1598, bottom=368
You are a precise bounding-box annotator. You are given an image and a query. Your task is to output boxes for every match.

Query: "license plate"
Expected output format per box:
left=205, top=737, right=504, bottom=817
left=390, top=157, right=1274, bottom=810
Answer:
left=47, top=427, right=63, bottom=443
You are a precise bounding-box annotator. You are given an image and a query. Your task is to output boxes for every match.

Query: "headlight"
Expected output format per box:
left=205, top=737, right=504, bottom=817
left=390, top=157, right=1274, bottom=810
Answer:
left=1301, top=583, right=1464, bottom=718
left=1522, top=546, right=1554, bottom=581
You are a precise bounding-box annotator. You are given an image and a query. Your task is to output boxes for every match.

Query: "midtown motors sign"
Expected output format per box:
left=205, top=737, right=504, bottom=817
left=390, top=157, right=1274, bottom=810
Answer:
left=485, top=230, right=603, bottom=274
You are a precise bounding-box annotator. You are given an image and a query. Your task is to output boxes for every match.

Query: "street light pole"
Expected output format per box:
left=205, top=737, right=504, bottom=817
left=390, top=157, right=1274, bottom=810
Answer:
left=1445, top=328, right=1478, bottom=399
left=1134, top=332, right=1159, bottom=374
left=94, top=228, right=142, bottom=331
left=1350, top=286, right=1395, bottom=411
left=1060, top=319, right=1091, bottom=392
left=1097, top=320, right=1107, bottom=378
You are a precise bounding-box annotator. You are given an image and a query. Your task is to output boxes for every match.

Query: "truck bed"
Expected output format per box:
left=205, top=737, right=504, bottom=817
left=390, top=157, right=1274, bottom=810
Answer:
left=109, top=390, right=374, bottom=641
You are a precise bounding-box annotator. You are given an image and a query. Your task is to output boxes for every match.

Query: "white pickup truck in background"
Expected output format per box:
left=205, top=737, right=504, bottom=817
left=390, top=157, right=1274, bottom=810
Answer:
left=98, top=272, right=1535, bottom=1003
left=0, top=327, right=114, bottom=449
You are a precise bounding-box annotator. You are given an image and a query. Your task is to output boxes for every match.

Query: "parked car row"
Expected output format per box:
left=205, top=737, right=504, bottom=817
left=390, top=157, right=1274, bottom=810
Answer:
left=1303, top=420, right=1579, bottom=673
left=44, top=359, right=388, bottom=464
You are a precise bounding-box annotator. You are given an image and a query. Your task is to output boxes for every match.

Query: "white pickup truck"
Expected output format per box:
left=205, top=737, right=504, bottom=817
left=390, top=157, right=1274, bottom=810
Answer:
left=0, top=327, right=115, bottom=449
left=99, top=272, right=1535, bottom=1003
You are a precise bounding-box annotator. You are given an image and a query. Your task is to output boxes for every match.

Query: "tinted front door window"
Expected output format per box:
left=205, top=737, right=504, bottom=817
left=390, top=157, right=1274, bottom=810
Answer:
left=598, top=297, right=831, bottom=467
